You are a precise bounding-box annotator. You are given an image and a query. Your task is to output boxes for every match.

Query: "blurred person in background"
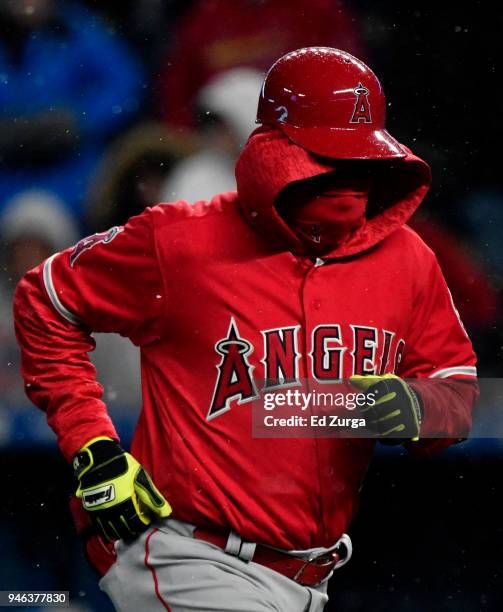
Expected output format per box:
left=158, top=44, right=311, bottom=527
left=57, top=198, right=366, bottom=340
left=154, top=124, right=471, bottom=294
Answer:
left=0, top=190, right=78, bottom=406
left=158, top=0, right=364, bottom=131
left=160, top=68, right=263, bottom=203
left=0, top=0, right=144, bottom=220
left=86, top=121, right=195, bottom=231
left=0, top=189, right=142, bottom=412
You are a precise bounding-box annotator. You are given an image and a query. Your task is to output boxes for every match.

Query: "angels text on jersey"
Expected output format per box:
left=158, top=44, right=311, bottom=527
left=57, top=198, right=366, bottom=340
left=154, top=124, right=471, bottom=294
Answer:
left=208, top=317, right=404, bottom=419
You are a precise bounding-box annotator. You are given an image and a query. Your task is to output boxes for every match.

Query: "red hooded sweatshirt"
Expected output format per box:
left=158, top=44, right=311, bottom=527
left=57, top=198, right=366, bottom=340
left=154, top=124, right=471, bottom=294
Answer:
left=14, top=129, right=477, bottom=549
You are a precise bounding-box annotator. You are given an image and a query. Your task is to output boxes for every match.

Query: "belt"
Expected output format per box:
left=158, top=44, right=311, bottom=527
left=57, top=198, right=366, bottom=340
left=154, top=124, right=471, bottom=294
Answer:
left=193, top=526, right=349, bottom=587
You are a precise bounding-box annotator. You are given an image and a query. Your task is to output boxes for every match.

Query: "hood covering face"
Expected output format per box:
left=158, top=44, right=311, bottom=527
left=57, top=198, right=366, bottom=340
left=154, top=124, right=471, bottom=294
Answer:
left=235, top=127, right=432, bottom=258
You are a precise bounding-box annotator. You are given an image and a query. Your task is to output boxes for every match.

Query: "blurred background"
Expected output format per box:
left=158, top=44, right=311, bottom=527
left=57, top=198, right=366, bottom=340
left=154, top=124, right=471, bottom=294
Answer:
left=0, top=0, right=501, bottom=610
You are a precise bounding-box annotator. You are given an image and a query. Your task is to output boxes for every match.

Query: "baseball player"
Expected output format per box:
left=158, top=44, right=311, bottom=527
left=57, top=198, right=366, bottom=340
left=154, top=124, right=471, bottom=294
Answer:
left=14, top=48, right=477, bottom=611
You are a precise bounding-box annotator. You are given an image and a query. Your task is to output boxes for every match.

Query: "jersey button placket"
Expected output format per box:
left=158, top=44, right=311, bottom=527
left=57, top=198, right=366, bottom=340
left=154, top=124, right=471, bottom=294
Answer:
left=301, top=261, right=327, bottom=545
left=300, top=262, right=326, bottom=366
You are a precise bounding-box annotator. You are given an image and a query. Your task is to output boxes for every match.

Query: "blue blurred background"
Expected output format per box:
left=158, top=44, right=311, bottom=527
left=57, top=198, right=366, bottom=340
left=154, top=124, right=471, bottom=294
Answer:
left=0, top=1, right=501, bottom=610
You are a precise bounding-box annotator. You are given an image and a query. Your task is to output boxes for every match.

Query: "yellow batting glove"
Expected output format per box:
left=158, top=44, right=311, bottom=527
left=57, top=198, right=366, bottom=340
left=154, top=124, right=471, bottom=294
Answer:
left=350, top=374, right=423, bottom=445
left=74, top=437, right=172, bottom=542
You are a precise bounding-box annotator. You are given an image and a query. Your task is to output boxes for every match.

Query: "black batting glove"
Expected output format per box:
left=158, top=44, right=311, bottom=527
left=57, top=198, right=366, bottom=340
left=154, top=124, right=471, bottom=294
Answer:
left=350, top=374, right=423, bottom=445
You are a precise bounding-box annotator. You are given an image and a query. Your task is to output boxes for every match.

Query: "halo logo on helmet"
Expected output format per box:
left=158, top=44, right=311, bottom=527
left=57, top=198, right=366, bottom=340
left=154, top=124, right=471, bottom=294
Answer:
left=350, top=82, right=372, bottom=124
left=256, top=47, right=406, bottom=159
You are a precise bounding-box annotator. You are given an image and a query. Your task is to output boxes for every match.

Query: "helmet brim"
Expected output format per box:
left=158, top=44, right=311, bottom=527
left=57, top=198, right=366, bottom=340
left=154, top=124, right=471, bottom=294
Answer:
left=280, top=125, right=407, bottom=160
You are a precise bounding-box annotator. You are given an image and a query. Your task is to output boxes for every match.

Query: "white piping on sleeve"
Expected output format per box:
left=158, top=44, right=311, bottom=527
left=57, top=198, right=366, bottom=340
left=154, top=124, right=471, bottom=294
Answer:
left=42, top=254, right=81, bottom=326
left=429, top=366, right=477, bottom=379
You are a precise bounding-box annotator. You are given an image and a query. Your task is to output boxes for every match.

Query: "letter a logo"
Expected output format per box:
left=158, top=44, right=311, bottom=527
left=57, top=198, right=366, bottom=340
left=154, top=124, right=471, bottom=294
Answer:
left=207, top=318, right=259, bottom=420
left=350, top=82, right=372, bottom=124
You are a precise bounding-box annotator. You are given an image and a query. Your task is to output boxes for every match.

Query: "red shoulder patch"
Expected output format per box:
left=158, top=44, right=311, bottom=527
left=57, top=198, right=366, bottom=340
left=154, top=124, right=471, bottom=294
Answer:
left=70, top=226, right=123, bottom=268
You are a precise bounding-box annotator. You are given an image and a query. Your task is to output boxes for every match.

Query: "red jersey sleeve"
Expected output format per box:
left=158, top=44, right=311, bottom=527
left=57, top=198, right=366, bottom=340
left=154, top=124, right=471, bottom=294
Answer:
left=398, top=245, right=478, bottom=455
left=13, top=208, right=165, bottom=461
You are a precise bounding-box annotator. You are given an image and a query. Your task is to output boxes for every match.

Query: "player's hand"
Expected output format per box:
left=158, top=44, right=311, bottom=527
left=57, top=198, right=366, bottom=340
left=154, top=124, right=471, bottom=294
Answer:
left=350, top=374, right=423, bottom=445
left=73, top=437, right=172, bottom=542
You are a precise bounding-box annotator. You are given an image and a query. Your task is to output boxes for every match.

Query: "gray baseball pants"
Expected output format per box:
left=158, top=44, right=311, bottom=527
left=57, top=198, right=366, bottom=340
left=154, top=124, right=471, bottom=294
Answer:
left=99, top=518, right=352, bottom=611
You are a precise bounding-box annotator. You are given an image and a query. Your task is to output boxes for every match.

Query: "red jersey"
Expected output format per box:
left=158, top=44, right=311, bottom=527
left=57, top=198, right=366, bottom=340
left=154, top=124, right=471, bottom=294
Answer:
left=14, top=129, right=477, bottom=550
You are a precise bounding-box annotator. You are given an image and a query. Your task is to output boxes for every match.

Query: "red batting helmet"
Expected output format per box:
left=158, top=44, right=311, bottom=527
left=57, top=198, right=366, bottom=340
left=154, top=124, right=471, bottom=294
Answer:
left=257, top=47, right=406, bottom=160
